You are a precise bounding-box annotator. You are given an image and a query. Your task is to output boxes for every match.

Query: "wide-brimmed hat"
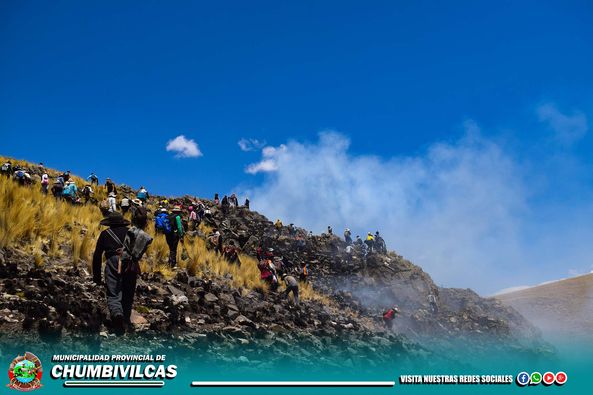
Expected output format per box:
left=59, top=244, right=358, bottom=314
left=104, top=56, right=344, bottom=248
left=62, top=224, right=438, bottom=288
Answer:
left=131, top=198, right=142, bottom=206
left=172, top=205, right=182, bottom=212
left=108, top=192, right=116, bottom=197
left=99, top=212, right=130, bottom=227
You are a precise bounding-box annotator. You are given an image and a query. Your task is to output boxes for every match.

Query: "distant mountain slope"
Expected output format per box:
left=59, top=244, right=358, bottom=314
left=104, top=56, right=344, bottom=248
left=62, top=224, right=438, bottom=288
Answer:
left=496, top=273, right=593, bottom=341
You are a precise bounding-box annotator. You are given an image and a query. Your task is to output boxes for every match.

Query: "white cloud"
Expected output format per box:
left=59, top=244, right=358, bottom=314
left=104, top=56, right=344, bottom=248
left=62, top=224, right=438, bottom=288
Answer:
left=537, top=103, right=588, bottom=145
left=238, top=138, right=266, bottom=152
left=245, top=144, right=287, bottom=174
left=166, top=135, right=203, bottom=158
left=239, top=122, right=593, bottom=295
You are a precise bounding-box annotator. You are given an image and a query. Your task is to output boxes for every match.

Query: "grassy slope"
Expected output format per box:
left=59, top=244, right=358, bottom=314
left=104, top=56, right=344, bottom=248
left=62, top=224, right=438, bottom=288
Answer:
left=0, top=156, right=324, bottom=302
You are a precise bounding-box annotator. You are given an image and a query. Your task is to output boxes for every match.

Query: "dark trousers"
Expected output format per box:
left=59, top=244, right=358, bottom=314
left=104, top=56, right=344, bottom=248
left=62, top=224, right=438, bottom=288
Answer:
left=383, top=318, right=393, bottom=329
left=284, top=285, right=299, bottom=305
left=165, top=233, right=179, bottom=267
left=104, top=255, right=137, bottom=323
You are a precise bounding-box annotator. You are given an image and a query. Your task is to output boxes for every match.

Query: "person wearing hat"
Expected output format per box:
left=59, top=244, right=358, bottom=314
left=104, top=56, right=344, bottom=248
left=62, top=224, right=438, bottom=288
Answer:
left=129, top=198, right=142, bottom=219
left=222, top=240, right=241, bottom=266
left=344, top=228, right=352, bottom=245
left=92, top=212, right=131, bottom=335
left=107, top=192, right=117, bottom=213
left=208, top=230, right=223, bottom=254
left=382, top=306, right=400, bottom=330
left=105, top=177, right=116, bottom=195
left=166, top=205, right=185, bottom=267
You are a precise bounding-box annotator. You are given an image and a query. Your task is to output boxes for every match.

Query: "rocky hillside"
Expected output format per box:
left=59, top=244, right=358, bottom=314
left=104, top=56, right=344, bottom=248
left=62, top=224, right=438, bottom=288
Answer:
left=0, top=157, right=551, bottom=368
left=197, top=198, right=546, bottom=353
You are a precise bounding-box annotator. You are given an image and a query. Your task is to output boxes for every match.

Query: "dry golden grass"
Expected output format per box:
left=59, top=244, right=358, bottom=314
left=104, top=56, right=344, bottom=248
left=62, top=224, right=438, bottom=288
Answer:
left=0, top=157, right=328, bottom=302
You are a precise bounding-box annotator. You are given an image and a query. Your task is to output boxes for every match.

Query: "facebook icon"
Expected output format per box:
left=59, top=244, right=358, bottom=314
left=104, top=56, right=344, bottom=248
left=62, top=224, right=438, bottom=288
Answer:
left=516, top=372, right=530, bottom=386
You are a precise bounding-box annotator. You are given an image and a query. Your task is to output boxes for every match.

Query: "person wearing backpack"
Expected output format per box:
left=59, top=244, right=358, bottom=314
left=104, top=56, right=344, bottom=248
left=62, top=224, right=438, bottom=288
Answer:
left=154, top=208, right=171, bottom=235
left=51, top=181, right=63, bottom=199
left=92, top=212, right=131, bottom=335
left=93, top=211, right=152, bottom=335
left=59, top=170, right=70, bottom=183
left=80, top=184, right=92, bottom=204
left=166, top=206, right=184, bottom=267
left=120, top=196, right=131, bottom=214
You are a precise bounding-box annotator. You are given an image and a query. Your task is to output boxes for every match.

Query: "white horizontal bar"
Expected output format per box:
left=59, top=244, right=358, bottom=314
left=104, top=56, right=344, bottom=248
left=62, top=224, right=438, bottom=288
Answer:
left=191, top=381, right=395, bottom=387
left=64, top=380, right=165, bottom=387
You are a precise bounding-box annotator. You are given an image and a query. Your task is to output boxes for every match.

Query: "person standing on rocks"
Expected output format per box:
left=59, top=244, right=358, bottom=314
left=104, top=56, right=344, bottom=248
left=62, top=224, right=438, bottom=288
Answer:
left=229, top=193, right=238, bottom=208
left=244, top=197, right=250, bottom=209
left=208, top=230, right=223, bottom=254
left=223, top=240, right=241, bottom=266
left=383, top=306, right=400, bottom=330
left=427, top=294, right=438, bottom=314
left=214, top=193, right=220, bottom=206
left=221, top=195, right=230, bottom=215
left=282, top=273, right=299, bottom=305
left=344, top=228, right=352, bottom=245
left=365, top=232, right=375, bottom=253
left=166, top=205, right=184, bottom=267
left=274, top=219, right=283, bottom=238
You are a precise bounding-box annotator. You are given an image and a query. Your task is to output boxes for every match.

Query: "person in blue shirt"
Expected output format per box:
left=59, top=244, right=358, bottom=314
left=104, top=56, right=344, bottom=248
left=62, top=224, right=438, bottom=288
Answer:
left=136, top=186, right=149, bottom=203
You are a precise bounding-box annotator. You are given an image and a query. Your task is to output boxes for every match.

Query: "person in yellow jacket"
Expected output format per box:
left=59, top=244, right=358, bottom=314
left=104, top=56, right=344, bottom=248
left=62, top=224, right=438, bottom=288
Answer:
left=365, top=232, right=375, bottom=253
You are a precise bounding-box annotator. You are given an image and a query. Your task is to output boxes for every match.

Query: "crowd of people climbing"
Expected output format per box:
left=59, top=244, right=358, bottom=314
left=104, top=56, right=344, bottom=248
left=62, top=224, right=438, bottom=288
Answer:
left=2, top=159, right=403, bottom=334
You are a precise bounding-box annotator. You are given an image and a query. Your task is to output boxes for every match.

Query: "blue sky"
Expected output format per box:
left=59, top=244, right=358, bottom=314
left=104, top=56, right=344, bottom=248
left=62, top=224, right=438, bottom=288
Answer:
left=1, top=1, right=593, bottom=293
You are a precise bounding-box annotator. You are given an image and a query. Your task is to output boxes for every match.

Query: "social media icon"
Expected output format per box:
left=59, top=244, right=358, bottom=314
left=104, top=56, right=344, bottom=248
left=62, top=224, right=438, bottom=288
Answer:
left=516, top=372, right=530, bottom=386
left=530, top=372, right=542, bottom=385
left=555, top=371, right=567, bottom=385
left=543, top=372, right=555, bottom=385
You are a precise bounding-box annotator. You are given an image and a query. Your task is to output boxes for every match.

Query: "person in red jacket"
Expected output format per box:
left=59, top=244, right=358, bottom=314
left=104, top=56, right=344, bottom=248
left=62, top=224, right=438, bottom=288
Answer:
left=383, top=306, right=400, bottom=330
